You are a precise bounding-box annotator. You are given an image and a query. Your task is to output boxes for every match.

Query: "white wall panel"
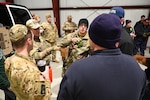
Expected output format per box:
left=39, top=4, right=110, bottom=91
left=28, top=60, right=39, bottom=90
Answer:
left=0, top=0, right=5, bottom=2
left=31, top=10, right=54, bottom=23
left=14, top=0, right=150, bottom=8
left=30, top=9, right=149, bottom=36
left=13, top=0, right=149, bottom=36
left=14, top=0, right=52, bottom=8
left=60, top=0, right=150, bottom=7
left=59, top=9, right=149, bottom=35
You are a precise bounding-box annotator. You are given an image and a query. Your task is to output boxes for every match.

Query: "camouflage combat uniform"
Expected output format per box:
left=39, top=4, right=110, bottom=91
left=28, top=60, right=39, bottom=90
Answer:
left=60, top=32, right=91, bottom=75
left=30, top=36, right=52, bottom=66
left=62, top=20, right=77, bottom=35
left=41, top=22, right=59, bottom=62
left=5, top=53, right=51, bottom=100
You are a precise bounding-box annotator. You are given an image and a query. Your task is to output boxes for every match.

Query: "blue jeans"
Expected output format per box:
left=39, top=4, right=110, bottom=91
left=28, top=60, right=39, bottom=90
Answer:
left=134, top=38, right=146, bottom=56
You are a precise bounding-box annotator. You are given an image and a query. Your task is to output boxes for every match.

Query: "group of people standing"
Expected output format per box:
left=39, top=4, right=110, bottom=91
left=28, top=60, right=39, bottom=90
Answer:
left=57, top=7, right=147, bottom=100
left=0, top=6, right=149, bottom=100
left=0, top=13, right=60, bottom=99
left=32, top=13, right=60, bottom=63
left=0, top=11, right=90, bottom=99
left=123, top=15, right=150, bottom=56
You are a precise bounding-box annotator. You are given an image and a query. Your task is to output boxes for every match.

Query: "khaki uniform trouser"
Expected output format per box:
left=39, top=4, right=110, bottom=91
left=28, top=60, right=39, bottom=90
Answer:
left=50, top=42, right=57, bottom=60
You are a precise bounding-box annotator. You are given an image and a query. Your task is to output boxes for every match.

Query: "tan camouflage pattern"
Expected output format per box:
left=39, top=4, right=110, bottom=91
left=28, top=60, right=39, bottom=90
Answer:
left=62, top=21, right=77, bottom=35
left=26, top=19, right=41, bottom=29
left=41, top=22, right=58, bottom=43
left=30, top=36, right=52, bottom=65
left=41, top=22, right=59, bottom=61
left=5, top=53, right=51, bottom=100
left=60, top=32, right=90, bottom=69
left=50, top=42, right=57, bottom=61
left=9, top=24, right=28, bottom=42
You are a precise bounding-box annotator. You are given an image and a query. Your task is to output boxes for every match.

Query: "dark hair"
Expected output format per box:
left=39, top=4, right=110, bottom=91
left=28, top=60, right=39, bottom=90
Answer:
left=141, top=15, right=145, bottom=18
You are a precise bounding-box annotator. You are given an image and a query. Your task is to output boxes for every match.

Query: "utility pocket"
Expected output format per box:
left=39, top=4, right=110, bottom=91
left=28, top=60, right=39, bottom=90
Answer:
left=32, top=80, right=51, bottom=100
left=34, top=81, right=46, bottom=96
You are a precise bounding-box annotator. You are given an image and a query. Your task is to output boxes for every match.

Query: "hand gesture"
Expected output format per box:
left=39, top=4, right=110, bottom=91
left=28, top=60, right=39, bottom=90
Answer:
left=53, top=45, right=61, bottom=50
left=72, top=38, right=78, bottom=43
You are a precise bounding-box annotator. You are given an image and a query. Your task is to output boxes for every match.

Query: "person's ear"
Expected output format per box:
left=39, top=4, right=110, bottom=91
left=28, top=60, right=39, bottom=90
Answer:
left=120, top=18, right=125, bottom=25
left=27, top=37, right=33, bottom=46
left=115, top=42, right=120, bottom=47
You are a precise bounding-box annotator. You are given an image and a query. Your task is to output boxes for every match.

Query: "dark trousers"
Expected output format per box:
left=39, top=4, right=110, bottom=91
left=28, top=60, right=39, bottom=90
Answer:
left=3, top=89, right=16, bottom=100
left=142, top=82, right=150, bottom=100
left=134, top=39, right=146, bottom=56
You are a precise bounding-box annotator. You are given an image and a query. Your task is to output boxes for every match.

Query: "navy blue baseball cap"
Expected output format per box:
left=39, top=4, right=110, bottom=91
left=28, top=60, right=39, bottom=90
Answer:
left=109, top=7, right=125, bottom=18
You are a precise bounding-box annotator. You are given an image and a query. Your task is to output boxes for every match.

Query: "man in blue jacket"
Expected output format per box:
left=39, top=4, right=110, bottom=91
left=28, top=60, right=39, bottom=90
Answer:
left=57, top=13, right=146, bottom=100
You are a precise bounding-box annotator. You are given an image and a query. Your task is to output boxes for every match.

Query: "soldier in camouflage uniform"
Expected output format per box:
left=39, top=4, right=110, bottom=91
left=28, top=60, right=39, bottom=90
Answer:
left=62, top=15, right=77, bottom=35
left=61, top=15, right=77, bottom=63
left=32, top=14, right=45, bottom=34
left=60, top=18, right=91, bottom=76
left=26, top=19, right=60, bottom=66
left=32, top=13, right=41, bottom=23
left=5, top=24, right=51, bottom=100
left=41, top=13, right=59, bottom=63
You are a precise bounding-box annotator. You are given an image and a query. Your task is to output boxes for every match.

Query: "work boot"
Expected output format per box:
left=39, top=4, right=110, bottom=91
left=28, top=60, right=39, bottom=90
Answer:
left=52, top=59, right=59, bottom=63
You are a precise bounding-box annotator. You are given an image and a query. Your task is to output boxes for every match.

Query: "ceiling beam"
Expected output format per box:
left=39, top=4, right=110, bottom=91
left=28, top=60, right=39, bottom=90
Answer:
left=5, top=0, right=14, bottom=3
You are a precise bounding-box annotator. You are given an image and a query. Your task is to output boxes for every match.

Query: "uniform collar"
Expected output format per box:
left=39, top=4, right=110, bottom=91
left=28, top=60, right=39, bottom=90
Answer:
left=91, top=48, right=122, bottom=56
left=14, top=52, right=36, bottom=63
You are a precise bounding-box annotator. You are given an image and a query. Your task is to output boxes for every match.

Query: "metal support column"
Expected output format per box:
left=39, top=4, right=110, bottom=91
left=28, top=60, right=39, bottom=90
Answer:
left=52, top=0, right=61, bottom=37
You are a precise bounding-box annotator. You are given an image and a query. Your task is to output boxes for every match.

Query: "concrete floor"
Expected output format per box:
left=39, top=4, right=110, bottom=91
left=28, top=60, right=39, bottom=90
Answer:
left=0, top=90, right=4, bottom=100
left=0, top=48, right=150, bottom=100
left=50, top=51, right=63, bottom=100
